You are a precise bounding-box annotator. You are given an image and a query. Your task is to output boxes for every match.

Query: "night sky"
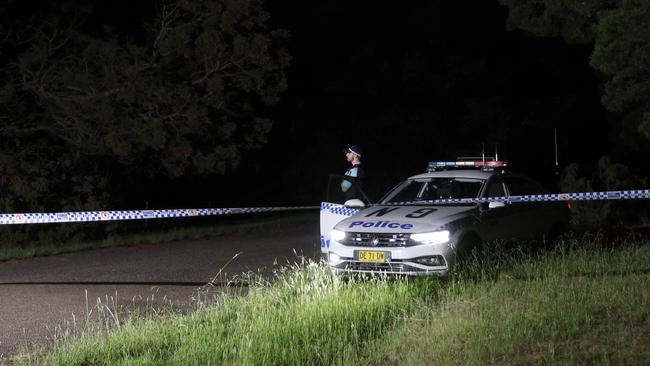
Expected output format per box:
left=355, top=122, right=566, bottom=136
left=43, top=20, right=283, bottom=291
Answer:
left=1, top=0, right=620, bottom=208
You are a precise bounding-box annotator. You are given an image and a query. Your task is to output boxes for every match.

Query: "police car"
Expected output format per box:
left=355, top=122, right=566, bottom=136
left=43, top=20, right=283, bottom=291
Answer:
left=320, top=159, right=570, bottom=276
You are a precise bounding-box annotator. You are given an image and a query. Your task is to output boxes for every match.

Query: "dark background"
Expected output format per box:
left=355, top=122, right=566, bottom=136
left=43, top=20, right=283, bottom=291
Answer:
left=208, top=0, right=611, bottom=206
left=0, top=0, right=623, bottom=209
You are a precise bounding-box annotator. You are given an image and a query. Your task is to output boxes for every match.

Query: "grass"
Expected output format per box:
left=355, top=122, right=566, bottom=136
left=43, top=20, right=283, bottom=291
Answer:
left=363, top=239, right=650, bottom=365
left=21, top=262, right=438, bottom=365
left=16, top=237, right=650, bottom=365
left=0, top=211, right=317, bottom=262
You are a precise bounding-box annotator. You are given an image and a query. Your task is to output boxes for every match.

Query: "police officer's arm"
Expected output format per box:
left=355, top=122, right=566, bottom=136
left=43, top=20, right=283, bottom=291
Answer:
left=341, top=167, right=358, bottom=192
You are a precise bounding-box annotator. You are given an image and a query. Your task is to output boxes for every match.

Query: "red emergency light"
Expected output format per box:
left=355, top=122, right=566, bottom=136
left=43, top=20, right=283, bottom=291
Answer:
left=427, top=160, right=509, bottom=172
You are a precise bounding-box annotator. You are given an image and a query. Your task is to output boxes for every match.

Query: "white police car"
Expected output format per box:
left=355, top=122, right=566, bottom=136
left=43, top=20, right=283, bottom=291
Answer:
left=320, top=159, right=570, bottom=276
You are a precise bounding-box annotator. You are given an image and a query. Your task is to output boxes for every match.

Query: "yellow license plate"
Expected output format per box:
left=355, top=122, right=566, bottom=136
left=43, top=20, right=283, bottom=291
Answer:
left=358, top=251, right=386, bottom=263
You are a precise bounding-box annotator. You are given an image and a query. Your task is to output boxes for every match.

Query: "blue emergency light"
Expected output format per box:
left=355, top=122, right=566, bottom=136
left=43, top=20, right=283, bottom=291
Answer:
left=427, top=160, right=509, bottom=172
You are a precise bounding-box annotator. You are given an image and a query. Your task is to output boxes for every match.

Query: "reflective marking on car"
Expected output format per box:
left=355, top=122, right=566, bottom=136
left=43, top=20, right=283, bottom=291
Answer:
left=348, top=221, right=414, bottom=229
left=405, top=208, right=437, bottom=218
left=364, top=207, right=400, bottom=217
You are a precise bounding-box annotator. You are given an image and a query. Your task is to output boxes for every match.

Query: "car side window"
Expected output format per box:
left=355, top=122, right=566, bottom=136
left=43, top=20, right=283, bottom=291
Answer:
left=504, top=177, right=547, bottom=196
left=485, top=179, right=506, bottom=197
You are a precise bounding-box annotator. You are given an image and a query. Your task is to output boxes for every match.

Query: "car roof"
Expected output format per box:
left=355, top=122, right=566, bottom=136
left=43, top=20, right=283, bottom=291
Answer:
left=408, top=169, right=499, bottom=180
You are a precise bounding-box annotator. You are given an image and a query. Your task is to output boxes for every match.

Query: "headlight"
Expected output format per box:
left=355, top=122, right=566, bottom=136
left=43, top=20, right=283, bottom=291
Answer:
left=410, top=230, right=450, bottom=245
left=328, top=252, right=343, bottom=265
left=330, top=229, right=346, bottom=241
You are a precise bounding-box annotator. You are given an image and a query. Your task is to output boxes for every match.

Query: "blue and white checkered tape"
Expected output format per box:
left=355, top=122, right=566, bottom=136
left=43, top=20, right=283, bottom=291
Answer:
left=1, top=188, right=649, bottom=225
left=319, top=189, right=650, bottom=218
left=320, top=202, right=360, bottom=217
left=0, top=206, right=318, bottom=225
left=388, top=189, right=650, bottom=206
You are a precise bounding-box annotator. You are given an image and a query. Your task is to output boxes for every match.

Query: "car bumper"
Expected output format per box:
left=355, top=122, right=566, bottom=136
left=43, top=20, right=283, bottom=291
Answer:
left=329, top=260, right=449, bottom=276
left=325, top=241, right=456, bottom=276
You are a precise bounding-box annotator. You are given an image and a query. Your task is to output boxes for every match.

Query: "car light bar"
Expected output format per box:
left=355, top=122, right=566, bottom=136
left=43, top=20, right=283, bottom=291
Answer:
left=427, top=160, right=509, bottom=172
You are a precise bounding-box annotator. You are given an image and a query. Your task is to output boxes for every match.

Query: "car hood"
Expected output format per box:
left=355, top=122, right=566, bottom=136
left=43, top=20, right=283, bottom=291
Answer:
left=334, top=205, right=476, bottom=233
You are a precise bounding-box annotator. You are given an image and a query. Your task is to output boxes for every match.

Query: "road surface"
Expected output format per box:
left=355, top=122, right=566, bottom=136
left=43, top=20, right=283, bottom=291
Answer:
left=0, top=217, right=320, bottom=363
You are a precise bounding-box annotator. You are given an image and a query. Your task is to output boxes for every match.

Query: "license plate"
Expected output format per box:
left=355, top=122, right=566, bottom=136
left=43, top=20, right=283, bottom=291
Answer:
left=357, top=250, right=387, bottom=263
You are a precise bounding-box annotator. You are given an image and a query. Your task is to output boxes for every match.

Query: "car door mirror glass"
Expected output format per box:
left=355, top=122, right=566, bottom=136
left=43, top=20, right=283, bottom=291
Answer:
left=344, top=199, right=366, bottom=208
left=488, top=201, right=506, bottom=209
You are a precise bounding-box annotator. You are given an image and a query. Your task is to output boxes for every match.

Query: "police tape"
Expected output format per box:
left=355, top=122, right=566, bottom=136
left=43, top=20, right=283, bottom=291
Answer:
left=0, top=206, right=319, bottom=225
left=4, top=188, right=650, bottom=225
left=320, top=189, right=650, bottom=217
left=389, top=188, right=650, bottom=206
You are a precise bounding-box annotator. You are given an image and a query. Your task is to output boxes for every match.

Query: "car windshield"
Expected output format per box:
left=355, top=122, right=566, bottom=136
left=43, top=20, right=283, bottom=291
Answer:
left=380, top=177, right=485, bottom=204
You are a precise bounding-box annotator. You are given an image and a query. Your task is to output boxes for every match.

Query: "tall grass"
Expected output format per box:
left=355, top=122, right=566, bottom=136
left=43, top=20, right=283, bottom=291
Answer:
left=19, top=237, right=650, bottom=365
left=365, top=238, right=650, bottom=365
left=29, top=262, right=438, bottom=365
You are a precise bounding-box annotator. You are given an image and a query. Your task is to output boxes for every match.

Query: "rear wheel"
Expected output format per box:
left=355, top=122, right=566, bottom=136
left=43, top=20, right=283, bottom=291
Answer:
left=544, top=223, right=566, bottom=249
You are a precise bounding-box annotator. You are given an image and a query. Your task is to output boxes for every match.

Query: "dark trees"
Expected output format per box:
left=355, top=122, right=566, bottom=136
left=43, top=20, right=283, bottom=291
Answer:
left=0, top=0, right=290, bottom=213
left=500, top=0, right=650, bottom=144
left=499, top=0, right=650, bottom=228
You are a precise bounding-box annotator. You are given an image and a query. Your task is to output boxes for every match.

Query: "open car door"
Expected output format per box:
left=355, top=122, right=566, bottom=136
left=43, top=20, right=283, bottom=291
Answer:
left=319, top=174, right=370, bottom=258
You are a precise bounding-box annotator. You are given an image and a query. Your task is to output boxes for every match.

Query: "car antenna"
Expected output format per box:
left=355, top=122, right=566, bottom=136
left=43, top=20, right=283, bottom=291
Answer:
left=554, top=128, right=559, bottom=176
left=495, top=143, right=499, bottom=161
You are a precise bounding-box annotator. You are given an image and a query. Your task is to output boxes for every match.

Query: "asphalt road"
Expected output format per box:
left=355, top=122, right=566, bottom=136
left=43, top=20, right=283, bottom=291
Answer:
left=0, top=218, right=320, bottom=363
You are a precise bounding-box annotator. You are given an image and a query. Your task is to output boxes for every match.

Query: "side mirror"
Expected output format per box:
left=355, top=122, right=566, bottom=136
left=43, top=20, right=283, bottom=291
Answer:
left=344, top=199, right=366, bottom=208
left=488, top=201, right=507, bottom=209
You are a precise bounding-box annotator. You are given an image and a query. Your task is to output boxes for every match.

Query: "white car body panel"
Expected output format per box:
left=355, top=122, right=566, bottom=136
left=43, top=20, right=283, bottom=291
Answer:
left=319, top=202, right=357, bottom=253
left=322, top=204, right=478, bottom=275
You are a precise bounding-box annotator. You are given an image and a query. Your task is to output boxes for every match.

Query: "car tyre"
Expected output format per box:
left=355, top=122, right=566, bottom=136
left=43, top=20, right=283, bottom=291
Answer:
left=456, top=233, right=482, bottom=266
left=544, top=223, right=566, bottom=249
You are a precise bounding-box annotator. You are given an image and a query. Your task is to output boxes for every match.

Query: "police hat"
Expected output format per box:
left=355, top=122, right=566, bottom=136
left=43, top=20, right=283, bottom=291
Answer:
left=343, top=145, right=362, bottom=156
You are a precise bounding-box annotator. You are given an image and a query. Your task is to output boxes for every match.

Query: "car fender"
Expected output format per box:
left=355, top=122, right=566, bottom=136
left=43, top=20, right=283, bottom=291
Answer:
left=319, top=202, right=359, bottom=254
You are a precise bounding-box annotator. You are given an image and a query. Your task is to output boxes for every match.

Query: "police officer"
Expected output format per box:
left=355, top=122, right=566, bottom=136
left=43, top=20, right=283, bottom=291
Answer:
left=341, top=145, right=365, bottom=200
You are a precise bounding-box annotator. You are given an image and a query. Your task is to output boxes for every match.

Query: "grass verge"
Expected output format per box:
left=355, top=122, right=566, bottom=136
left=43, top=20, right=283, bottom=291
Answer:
left=364, top=239, right=650, bottom=365
left=20, top=262, right=439, bottom=365
left=0, top=211, right=317, bottom=262
left=17, top=238, right=650, bottom=365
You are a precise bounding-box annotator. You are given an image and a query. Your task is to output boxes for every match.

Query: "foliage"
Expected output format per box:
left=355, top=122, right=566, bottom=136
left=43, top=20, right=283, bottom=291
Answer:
left=592, top=3, right=650, bottom=125
left=0, top=0, right=289, bottom=212
left=561, top=157, right=647, bottom=230
left=500, top=0, right=650, bottom=230
left=0, top=0, right=289, bottom=243
left=499, top=0, right=650, bottom=146
left=498, top=0, right=614, bottom=44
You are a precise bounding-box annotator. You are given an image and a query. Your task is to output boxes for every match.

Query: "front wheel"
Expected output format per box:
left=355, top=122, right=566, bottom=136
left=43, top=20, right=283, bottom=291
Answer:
left=455, top=234, right=482, bottom=266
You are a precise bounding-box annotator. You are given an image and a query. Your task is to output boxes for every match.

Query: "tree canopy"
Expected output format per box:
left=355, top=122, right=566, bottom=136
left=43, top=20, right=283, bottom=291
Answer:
left=499, top=0, right=650, bottom=146
left=0, top=0, right=290, bottom=213
left=499, top=0, right=650, bottom=228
